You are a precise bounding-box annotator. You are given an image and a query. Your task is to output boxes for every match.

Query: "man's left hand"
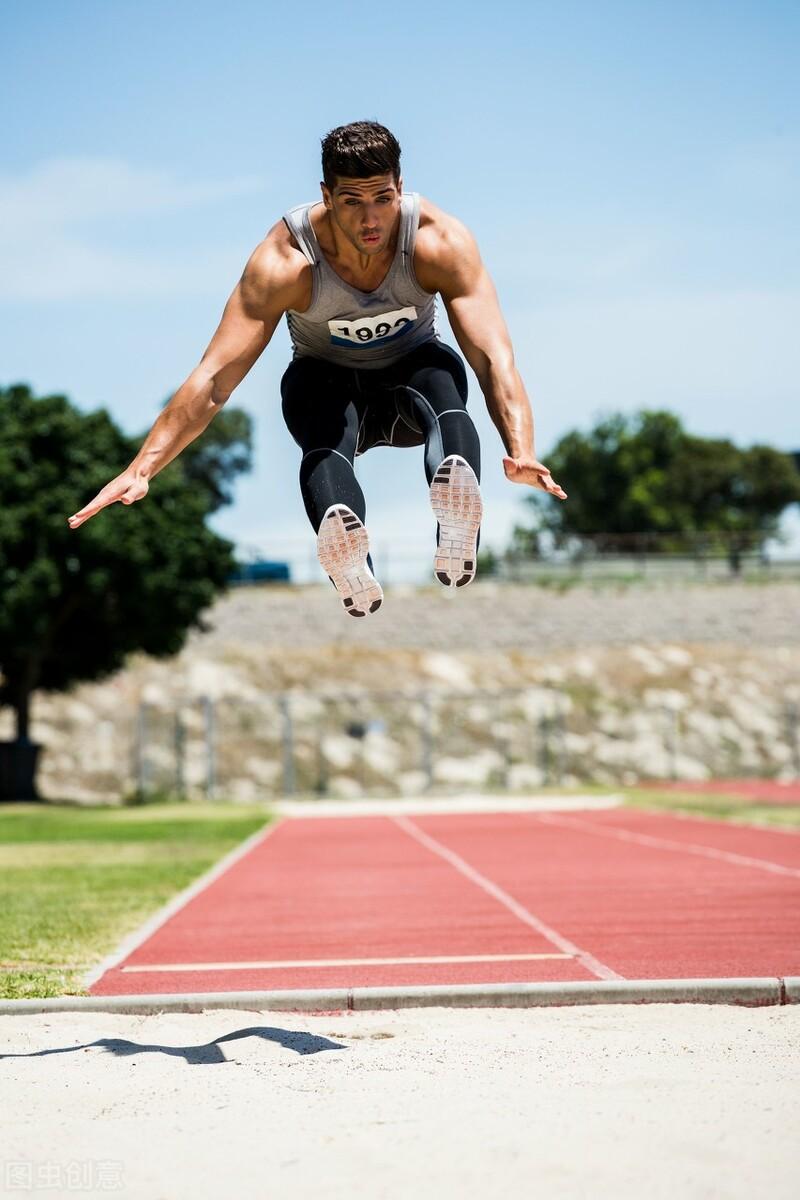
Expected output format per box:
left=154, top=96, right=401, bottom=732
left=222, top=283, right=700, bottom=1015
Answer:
left=503, top=455, right=567, bottom=499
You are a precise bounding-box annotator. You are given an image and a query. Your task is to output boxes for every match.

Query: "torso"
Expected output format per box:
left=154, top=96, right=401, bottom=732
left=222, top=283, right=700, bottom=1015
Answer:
left=273, top=195, right=451, bottom=315
left=280, top=192, right=440, bottom=369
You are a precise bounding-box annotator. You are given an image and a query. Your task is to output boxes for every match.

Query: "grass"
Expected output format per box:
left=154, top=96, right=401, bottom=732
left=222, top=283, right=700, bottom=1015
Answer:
left=0, top=802, right=270, bottom=1000
left=622, top=787, right=800, bottom=830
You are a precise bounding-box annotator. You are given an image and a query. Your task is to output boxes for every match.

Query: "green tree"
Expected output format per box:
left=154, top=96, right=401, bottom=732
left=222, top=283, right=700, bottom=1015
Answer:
left=514, top=410, right=800, bottom=564
left=0, top=384, right=251, bottom=797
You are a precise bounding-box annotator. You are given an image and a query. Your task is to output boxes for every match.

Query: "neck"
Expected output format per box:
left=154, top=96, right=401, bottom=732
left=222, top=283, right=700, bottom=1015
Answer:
left=324, top=210, right=400, bottom=274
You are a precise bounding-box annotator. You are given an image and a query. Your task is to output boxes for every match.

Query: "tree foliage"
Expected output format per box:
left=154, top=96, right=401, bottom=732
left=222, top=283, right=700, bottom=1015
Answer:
left=514, top=410, right=800, bottom=556
left=0, top=384, right=252, bottom=737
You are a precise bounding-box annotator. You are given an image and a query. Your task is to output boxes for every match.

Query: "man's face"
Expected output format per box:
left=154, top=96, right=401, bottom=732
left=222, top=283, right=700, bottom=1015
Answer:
left=321, top=173, right=402, bottom=256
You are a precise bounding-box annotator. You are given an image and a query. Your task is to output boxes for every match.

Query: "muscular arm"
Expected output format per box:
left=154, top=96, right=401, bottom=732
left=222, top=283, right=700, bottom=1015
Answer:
left=69, top=224, right=307, bottom=527
left=131, top=268, right=282, bottom=481
left=416, top=208, right=566, bottom=498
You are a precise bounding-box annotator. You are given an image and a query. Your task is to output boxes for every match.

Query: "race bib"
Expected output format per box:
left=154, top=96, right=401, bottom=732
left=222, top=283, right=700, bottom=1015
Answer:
left=328, top=306, right=418, bottom=348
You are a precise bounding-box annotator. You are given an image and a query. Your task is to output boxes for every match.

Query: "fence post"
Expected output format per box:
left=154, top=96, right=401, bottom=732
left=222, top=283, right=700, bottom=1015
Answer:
left=174, top=709, right=186, bottom=799
left=666, top=706, right=680, bottom=781
left=135, top=702, right=150, bottom=799
left=501, top=735, right=512, bottom=790
left=786, top=702, right=800, bottom=776
left=202, top=696, right=216, bottom=800
left=279, top=693, right=295, bottom=796
left=539, top=712, right=551, bottom=785
left=554, top=702, right=566, bottom=785
left=420, top=691, right=435, bottom=791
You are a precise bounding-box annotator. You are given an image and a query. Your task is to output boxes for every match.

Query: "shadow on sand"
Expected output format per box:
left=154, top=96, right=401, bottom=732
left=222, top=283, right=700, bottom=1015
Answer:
left=0, top=1025, right=347, bottom=1065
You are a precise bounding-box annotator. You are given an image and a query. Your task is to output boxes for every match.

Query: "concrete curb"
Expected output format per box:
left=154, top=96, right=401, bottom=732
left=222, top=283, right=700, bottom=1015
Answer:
left=275, top=794, right=623, bottom=818
left=0, top=977, right=795, bottom=1017
left=783, top=977, right=800, bottom=1004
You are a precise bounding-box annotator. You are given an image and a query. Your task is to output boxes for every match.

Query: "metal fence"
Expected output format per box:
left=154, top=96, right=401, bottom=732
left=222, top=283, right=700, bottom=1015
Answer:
left=234, top=531, right=800, bottom=587
left=120, top=688, right=800, bottom=803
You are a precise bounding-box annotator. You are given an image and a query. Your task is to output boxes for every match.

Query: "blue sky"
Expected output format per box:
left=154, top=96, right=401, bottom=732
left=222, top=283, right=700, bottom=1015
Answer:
left=2, top=0, right=798, bottom=577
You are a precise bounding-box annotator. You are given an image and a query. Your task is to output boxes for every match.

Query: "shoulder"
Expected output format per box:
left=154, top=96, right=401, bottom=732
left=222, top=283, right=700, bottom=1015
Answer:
left=240, top=218, right=312, bottom=315
left=413, top=196, right=482, bottom=294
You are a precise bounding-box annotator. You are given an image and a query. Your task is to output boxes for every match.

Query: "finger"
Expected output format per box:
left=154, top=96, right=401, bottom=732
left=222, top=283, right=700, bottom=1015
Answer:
left=68, top=499, right=109, bottom=528
left=540, top=475, right=567, bottom=499
left=68, top=485, right=124, bottom=528
left=525, top=468, right=567, bottom=498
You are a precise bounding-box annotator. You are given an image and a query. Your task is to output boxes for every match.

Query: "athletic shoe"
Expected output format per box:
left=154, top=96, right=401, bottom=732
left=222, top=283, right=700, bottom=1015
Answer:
left=317, top=504, right=383, bottom=617
left=430, top=454, right=483, bottom=588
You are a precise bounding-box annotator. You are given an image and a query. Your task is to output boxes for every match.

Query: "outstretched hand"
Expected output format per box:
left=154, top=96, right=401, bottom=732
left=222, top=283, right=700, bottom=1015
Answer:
left=503, top=455, right=567, bottom=499
left=68, top=470, right=149, bottom=529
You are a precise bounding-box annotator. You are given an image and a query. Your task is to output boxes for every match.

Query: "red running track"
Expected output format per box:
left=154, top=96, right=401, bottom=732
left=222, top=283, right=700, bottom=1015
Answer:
left=89, top=809, right=800, bottom=996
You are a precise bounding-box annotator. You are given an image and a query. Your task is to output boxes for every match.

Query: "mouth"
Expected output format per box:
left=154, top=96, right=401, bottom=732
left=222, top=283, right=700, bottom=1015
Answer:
left=362, top=232, right=381, bottom=245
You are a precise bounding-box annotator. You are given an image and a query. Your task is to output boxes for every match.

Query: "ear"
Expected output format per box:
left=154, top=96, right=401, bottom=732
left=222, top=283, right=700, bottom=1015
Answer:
left=397, top=175, right=404, bottom=195
left=320, top=181, right=333, bottom=210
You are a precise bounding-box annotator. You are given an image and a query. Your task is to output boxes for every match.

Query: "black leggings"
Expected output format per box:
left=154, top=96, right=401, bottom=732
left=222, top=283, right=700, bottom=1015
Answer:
left=280, top=341, right=481, bottom=532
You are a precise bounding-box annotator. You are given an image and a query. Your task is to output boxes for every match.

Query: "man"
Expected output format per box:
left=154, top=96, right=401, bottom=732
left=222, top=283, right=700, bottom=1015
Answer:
left=69, top=121, right=566, bottom=616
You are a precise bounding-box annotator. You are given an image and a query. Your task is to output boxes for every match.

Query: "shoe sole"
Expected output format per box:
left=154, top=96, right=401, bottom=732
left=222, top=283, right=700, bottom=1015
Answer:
left=430, top=455, right=483, bottom=588
left=317, top=505, right=383, bottom=617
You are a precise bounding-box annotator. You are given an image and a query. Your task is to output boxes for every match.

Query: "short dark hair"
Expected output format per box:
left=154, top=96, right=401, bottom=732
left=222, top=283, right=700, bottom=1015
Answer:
left=321, top=121, right=401, bottom=190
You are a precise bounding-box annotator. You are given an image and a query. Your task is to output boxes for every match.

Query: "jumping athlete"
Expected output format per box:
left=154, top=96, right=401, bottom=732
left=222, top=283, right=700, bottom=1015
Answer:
left=69, top=121, right=566, bottom=615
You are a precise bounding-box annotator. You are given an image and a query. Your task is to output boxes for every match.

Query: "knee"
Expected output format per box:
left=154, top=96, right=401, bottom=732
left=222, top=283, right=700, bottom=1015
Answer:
left=410, top=366, right=468, bottom=408
left=300, top=446, right=353, bottom=472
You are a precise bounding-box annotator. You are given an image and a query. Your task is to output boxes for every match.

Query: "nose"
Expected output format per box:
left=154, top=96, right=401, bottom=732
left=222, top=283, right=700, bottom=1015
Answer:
left=361, top=202, right=380, bottom=227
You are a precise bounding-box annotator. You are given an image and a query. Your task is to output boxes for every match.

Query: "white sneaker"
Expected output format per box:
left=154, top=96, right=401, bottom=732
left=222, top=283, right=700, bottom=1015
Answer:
left=430, top=455, right=483, bottom=588
left=317, top=505, right=383, bottom=617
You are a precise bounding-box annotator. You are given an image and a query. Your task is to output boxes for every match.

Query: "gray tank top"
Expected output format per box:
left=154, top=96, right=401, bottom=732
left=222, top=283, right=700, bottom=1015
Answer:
left=282, top=192, right=438, bottom=369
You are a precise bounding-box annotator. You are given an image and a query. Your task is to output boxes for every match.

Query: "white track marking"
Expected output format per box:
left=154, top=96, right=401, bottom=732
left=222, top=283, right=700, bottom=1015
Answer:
left=392, top=815, right=623, bottom=981
left=121, top=952, right=571, bottom=973
left=535, top=813, right=800, bottom=879
left=83, top=820, right=280, bottom=988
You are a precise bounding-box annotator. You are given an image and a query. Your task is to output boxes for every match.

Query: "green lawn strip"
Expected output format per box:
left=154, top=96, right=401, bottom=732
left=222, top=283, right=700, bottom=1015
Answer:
left=0, top=803, right=270, bottom=999
left=622, top=788, right=800, bottom=830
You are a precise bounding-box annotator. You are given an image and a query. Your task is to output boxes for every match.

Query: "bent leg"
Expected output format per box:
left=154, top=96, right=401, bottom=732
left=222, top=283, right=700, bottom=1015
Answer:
left=280, top=358, right=366, bottom=532
left=401, top=344, right=482, bottom=586
left=403, top=344, right=481, bottom=485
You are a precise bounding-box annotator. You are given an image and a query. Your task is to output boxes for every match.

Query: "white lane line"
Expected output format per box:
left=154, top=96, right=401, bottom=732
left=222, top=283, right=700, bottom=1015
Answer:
left=392, top=815, right=622, bottom=982
left=535, top=813, right=800, bottom=880
left=84, top=819, right=281, bottom=988
left=121, top=952, right=571, bottom=974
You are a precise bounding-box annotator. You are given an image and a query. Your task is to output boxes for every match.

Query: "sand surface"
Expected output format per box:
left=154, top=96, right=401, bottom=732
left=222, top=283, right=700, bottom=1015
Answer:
left=1, top=1003, right=798, bottom=1199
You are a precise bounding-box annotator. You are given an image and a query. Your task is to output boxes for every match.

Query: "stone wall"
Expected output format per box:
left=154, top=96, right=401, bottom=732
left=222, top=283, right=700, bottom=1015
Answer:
left=10, top=581, right=798, bottom=803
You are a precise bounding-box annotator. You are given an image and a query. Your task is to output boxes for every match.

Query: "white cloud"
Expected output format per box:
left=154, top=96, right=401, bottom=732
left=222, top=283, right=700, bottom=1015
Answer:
left=0, top=156, right=262, bottom=225
left=0, top=157, right=265, bottom=301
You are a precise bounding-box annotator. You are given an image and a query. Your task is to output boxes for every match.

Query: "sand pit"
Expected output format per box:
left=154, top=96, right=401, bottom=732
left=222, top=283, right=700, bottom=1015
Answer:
left=1, top=1003, right=798, bottom=1198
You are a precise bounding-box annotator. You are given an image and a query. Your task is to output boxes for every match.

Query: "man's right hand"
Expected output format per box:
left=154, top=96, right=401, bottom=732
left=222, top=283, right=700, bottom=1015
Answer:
left=68, top=470, right=149, bottom=529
